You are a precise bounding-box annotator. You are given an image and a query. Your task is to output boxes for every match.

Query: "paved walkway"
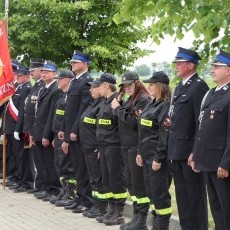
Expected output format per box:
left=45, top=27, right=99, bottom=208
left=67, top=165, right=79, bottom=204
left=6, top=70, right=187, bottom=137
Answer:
left=0, top=182, right=121, bottom=230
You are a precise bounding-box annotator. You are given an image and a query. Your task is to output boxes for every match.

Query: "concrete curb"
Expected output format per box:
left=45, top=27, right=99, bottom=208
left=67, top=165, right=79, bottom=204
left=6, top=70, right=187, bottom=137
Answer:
left=123, top=201, right=182, bottom=230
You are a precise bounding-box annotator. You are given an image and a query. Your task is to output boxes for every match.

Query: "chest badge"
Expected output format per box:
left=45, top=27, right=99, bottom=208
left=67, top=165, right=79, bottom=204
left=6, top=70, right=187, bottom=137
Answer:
left=210, top=110, right=215, bottom=119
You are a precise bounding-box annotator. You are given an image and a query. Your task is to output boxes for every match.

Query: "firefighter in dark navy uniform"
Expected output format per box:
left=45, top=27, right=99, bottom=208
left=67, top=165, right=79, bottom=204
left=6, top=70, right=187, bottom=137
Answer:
left=31, top=61, right=61, bottom=200
left=58, top=51, right=93, bottom=213
left=23, top=58, right=45, bottom=194
left=5, top=66, right=33, bottom=191
left=192, top=50, right=230, bottom=230
left=111, top=71, right=150, bottom=230
left=167, top=47, right=209, bottom=230
left=79, top=79, right=107, bottom=218
left=0, top=60, right=19, bottom=184
left=49, top=70, right=76, bottom=207
left=137, top=71, right=172, bottom=230
left=95, top=73, right=127, bottom=226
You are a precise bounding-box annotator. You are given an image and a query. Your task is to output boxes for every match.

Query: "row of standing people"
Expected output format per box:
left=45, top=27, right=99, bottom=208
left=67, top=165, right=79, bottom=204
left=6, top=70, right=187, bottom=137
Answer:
left=1, top=47, right=230, bottom=230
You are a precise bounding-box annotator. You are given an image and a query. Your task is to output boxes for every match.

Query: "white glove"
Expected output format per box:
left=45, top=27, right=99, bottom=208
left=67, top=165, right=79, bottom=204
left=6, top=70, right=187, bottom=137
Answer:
left=14, top=131, right=20, bottom=140
left=0, top=135, right=4, bottom=142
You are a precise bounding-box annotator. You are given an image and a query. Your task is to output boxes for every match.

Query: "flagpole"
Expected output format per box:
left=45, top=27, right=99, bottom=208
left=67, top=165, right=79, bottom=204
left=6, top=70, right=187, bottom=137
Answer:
left=4, top=0, right=9, bottom=30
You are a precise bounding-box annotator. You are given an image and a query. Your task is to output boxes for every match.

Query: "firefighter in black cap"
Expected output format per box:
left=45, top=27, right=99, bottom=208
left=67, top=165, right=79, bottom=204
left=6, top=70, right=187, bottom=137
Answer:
left=95, top=73, right=127, bottom=226
left=168, top=47, right=209, bottom=230
left=49, top=70, right=77, bottom=207
left=79, top=78, right=107, bottom=218
left=137, top=71, right=172, bottom=230
left=111, top=71, right=150, bottom=230
left=192, top=49, right=230, bottom=230
left=23, top=58, right=45, bottom=194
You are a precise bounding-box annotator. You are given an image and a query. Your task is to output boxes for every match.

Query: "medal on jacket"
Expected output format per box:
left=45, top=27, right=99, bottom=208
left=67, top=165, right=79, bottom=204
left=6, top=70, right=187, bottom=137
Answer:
left=163, top=117, right=171, bottom=127
left=210, top=110, right=215, bottom=119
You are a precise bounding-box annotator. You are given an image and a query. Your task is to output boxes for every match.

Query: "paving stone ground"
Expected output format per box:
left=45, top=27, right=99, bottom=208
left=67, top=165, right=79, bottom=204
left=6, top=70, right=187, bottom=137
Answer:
left=0, top=182, right=124, bottom=230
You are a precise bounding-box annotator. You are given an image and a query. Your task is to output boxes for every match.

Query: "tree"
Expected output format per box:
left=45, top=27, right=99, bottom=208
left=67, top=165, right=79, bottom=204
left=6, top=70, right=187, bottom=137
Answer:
left=0, top=0, right=150, bottom=73
left=151, top=61, right=174, bottom=78
left=113, top=0, right=229, bottom=59
left=134, top=64, right=151, bottom=76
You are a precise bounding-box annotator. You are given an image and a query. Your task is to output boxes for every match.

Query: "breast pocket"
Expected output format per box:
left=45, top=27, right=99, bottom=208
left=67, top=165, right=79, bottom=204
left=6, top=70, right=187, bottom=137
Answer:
left=208, top=104, right=224, bottom=120
left=179, top=96, right=189, bottom=103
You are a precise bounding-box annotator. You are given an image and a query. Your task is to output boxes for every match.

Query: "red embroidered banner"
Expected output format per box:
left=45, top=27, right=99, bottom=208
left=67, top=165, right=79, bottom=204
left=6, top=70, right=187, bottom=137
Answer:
left=0, top=20, right=15, bottom=106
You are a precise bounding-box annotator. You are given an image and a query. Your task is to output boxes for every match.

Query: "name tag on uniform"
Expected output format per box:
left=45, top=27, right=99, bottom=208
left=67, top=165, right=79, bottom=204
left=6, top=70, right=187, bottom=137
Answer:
left=84, top=117, right=96, bottom=124
left=140, top=118, right=153, bottom=127
left=56, top=109, right=65, bottom=115
left=99, top=119, right=111, bottom=125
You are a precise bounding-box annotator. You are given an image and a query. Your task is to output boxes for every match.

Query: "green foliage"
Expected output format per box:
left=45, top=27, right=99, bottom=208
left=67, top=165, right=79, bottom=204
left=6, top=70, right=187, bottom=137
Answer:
left=1, top=0, right=150, bottom=73
left=114, top=0, right=230, bottom=59
left=151, top=61, right=175, bottom=78
left=134, top=64, right=151, bottom=76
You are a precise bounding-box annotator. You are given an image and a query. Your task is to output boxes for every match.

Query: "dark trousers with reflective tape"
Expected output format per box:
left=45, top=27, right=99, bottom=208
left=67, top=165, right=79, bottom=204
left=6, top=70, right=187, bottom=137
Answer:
left=143, top=160, right=172, bottom=216
left=100, top=146, right=126, bottom=205
left=69, top=141, right=92, bottom=206
left=172, top=160, right=208, bottom=230
left=53, top=136, right=75, bottom=179
left=204, top=172, right=230, bottom=230
left=82, top=148, right=103, bottom=198
left=123, top=147, right=149, bottom=215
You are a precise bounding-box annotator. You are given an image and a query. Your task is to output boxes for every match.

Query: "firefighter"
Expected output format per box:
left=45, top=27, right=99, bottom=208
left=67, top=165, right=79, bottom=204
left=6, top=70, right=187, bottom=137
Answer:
left=49, top=70, right=77, bottom=206
left=96, top=73, right=127, bottom=226
left=111, top=71, right=150, bottom=230
left=192, top=49, right=230, bottom=230
left=79, top=78, right=107, bottom=218
left=168, top=47, right=209, bottom=230
left=137, top=71, right=172, bottom=230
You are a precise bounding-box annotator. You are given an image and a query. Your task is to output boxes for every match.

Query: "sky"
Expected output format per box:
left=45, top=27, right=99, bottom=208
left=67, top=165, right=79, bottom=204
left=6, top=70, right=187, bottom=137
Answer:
left=134, top=31, right=195, bottom=66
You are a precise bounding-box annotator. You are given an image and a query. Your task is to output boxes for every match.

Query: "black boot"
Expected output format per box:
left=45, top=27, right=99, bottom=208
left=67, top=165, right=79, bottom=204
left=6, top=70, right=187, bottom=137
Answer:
left=152, top=214, right=170, bottom=230
left=120, top=213, right=138, bottom=230
left=50, top=177, right=66, bottom=204
left=103, top=204, right=125, bottom=226
left=55, top=179, right=77, bottom=207
left=86, top=199, right=107, bottom=218
left=151, top=210, right=159, bottom=230
left=96, top=202, right=114, bottom=223
left=124, top=214, right=148, bottom=230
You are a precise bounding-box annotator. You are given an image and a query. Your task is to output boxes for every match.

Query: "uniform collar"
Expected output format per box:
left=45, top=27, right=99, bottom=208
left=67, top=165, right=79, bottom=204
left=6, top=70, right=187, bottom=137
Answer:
left=182, top=72, right=197, bottom=85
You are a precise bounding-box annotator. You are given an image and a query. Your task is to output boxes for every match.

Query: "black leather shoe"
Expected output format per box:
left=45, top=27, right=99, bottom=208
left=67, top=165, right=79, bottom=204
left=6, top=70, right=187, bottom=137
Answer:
left=14, top=186, right=28, bottom=193
left=9, top=184, right=20, bottom=190
left=55, top=199, right=74, bottom=207
left=27, top=188, right=40, bottom=194
left=72, top=205, right=89, bottom=213
left=42, top=194, right=56, bottom=202
left=34, top=191, right=48, bottom=199
left=64, top=202, right=79, bottom=210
